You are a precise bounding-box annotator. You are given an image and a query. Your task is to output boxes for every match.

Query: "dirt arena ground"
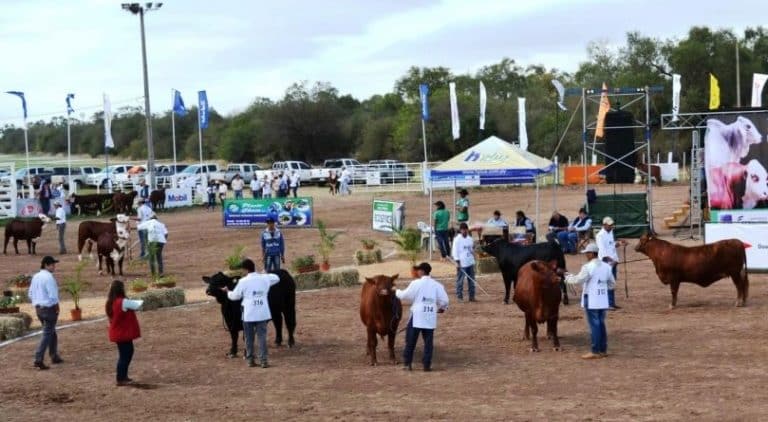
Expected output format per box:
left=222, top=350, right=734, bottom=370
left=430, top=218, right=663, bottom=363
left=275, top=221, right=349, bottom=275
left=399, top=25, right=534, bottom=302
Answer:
left=2, top=183, right=768, bottom=420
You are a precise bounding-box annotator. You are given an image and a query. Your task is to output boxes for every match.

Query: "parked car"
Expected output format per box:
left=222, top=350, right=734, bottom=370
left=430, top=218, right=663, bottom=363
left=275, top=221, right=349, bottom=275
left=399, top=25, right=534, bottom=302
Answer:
left=156, top=164, right=188, bottom=187
left=176, top=163, right=221, bottom=186
left=15, top=167, right=53, bottom=189
left=211, top=163, right=262, bottom=185
left=322, top=158, right=368, bottom=184
left=48, top=166, right=85, bottom=189
left=366, top=162, right=411, bottom=184
left=85, top=164, right=132, bottom=188
left=272, top=161, right=313, bottom=184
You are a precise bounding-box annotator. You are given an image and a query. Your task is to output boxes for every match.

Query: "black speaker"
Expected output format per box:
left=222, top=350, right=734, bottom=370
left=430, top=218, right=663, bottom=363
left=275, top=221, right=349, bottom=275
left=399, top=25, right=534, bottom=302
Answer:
left=603, top=110, right=636, bottom=183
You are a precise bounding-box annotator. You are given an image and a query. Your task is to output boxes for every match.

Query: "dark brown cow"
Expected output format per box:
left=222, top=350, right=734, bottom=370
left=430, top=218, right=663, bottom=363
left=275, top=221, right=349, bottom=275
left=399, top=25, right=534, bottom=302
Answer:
left=513, top=261, right=562, bottom=352
left=149, top=188, right=166, bottom=211
left=96, top=231, right=126, bottom=276
left=112, top=191, right=137, bottom=215
left=71, top=193, right=113, bottom=216
left=635, top=233, right=748, bottom=308
left=359, top=274, right=402, bottom=366
left=77, top=214, right=130, bottom=261
left=3, top=215, right=51, bottom=255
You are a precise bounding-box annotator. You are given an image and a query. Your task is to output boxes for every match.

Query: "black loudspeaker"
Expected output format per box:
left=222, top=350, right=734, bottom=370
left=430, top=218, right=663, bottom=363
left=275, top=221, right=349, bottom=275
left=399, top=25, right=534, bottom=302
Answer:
left=603, top=110, right=636, bottom=183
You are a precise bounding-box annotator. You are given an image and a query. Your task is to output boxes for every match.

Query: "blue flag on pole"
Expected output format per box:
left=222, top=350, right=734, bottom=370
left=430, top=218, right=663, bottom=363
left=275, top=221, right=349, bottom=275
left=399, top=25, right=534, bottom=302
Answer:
left=66, top=93, right=75, bottom=115
left=5, top=91, right=27, bottom=119
left=173, top=90, right=187, bottom=116
left=419, top=84, right=429, bottom=120
left=198, top=90, right=209, bottom=129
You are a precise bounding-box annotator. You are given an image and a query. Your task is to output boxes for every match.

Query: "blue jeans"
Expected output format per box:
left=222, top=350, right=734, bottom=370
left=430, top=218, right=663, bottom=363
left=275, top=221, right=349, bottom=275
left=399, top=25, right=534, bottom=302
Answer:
left=557, top=231, right=575, bottom=253
left=435, top=230, right=450, bottom=258
left=116, top=341, right=134, bottom=382
left=264, top=255, right=281, bottom=272
left=34, top=306, right=59, bottom=363
left=609, top=264, right=618, bottom=307
left=138, top=229, right=147, bottom=257
left=243, top=321, right=269, bottom=363
left=585, top=306, right=607, bottom=354
left=455, top=265, right=476, bottom=300
left=402, top=317, right=434, bottom=369
left=234, top=190, right=243, bottom=199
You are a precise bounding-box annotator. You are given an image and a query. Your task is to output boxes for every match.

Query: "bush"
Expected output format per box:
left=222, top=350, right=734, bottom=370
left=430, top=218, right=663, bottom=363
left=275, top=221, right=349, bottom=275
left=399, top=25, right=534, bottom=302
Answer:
left=133, top=287, right=185, bottom=311
left=294, top=268, right=359, bottom=290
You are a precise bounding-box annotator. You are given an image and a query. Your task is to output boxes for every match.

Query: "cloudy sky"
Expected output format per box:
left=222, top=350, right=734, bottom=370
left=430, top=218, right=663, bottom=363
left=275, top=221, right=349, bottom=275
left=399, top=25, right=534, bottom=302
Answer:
left=0, top=0, right=762, bottom=125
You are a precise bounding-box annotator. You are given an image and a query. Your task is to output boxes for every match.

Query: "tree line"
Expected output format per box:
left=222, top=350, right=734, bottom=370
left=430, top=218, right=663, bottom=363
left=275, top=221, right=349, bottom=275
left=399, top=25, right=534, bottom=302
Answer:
left=2, top=26, right=767, bottom=165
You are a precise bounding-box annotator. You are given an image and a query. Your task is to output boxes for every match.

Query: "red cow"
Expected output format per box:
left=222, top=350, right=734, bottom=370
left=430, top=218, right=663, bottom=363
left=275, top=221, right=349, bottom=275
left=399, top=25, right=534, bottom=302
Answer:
left=635, top=233, right=748, bottom=308
left=149, top=188, right=166, bottom=211
left=513, top=261, right=562, bottom=352
left=359, top=274, right=402, bottom=366
left=112, top=191, right=137, bottom=215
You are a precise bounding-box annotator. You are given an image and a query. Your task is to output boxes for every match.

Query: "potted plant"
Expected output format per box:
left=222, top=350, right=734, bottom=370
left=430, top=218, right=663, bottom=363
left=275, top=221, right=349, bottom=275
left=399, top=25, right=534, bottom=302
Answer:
left=61, top=262, right=89, bottom=321
left=360, top=238, right=378, bottom=250
left=6, top=274, right=31, bottom=289
left=0, top=290, right=21, bottom=314
left=291, top=255, right=319, bottom=274
left=152, top=274, right=177, bottom=288
left=316, top=220, right=341, bottom=271
left=390, top=227, right=422, bottom=277
left=224, top=245, right=247, bottom=271
left=130, top=278, right=149, bottom=293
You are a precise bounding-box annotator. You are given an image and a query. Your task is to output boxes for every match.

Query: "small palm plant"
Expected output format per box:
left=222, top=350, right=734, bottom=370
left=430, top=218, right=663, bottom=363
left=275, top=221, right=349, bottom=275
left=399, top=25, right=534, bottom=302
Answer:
left=390, top=227, right=422, bottom=266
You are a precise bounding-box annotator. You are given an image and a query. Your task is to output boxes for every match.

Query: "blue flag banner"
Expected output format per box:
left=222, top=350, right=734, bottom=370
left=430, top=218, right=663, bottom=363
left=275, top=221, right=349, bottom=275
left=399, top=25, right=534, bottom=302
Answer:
left=198, top=90, right=209, bottom=129
left=5, top=91, right=27, bottom=119
left=66, top=93, right=75, bottom=115
left=173, top=90, right=187, bottom=116
left=419, top=84, right=429, bottom=120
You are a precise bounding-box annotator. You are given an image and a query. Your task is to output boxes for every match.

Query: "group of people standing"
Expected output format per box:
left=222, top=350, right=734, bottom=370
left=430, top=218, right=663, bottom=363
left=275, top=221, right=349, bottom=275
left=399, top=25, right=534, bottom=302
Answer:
left=328, top=168, right=352, bottom=196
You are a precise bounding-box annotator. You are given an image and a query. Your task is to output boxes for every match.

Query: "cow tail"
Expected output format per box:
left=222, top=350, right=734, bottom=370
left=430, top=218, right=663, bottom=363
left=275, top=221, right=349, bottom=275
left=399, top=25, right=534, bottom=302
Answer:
left=742, top=248, right=749, bottom=297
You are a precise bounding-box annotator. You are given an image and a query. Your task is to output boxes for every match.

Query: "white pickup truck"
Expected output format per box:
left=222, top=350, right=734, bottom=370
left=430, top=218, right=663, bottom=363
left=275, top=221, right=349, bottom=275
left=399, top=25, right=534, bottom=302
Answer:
left=317, top=158, right=368, bottom=184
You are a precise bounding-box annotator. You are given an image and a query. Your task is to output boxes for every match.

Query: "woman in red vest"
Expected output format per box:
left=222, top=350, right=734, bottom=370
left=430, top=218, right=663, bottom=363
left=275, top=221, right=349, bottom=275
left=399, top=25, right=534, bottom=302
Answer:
left=105, top=280, right=142, bottom=386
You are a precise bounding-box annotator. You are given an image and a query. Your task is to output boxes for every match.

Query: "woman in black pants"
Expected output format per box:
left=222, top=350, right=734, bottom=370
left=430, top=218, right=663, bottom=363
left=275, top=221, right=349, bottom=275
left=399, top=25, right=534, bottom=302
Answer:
left=106, top=280, right=142, bottom=386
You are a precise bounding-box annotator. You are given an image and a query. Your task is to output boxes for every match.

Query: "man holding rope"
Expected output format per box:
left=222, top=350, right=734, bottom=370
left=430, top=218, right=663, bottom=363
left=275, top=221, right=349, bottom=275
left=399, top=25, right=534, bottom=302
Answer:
left=596, top=216, right=627, bottom=310
left=451, top=222, right=476, bottom=302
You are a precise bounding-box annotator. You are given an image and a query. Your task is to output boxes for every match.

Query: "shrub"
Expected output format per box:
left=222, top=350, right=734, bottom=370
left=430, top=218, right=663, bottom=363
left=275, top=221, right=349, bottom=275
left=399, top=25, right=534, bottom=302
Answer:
left=225, top=245, right=247, bottom=270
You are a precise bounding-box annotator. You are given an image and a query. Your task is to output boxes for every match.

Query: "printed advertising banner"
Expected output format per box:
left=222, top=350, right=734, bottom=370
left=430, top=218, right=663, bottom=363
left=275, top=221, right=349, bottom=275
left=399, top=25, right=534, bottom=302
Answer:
left=372, top=199, right=405, bottom=232
left=705, top=111, right=768, bottom=221
left=223, top=197, right=313, bottom=227
left=705, top=223, right=768, bottom=270
left=17, top=198, right=71, bottom=217
left=164, top=188, right=193, bottom=208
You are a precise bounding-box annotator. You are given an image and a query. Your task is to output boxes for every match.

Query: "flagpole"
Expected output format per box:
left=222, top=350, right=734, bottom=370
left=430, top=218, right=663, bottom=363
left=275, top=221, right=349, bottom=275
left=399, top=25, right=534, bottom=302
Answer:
left=23, top=122, right=31, bottom=198
left=422, top=117, right=431, bottom=261
left=198, top=116, right=203, bottom=171
left=67, top=116, right=72, bottom=194
left=171, top=90, right=178, bottom=186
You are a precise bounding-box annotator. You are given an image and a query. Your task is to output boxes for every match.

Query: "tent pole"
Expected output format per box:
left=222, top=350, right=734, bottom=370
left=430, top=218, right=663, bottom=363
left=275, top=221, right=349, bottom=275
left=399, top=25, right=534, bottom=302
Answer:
left=535, top=177, right=540, bottom=243
left=428, top=178, right=433, bottom=261
left=582, top=88, right=589, bottom=214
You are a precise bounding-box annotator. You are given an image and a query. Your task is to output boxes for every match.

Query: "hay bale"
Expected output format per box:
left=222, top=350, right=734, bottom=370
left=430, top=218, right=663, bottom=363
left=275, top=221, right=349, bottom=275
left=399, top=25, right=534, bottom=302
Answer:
left=476, top=256, right=500, bottom=275
left=354, top=249, right=383, bottom=265
left=319, top=268, right=360, bottom=288
left=133, top=287, right=185, bottom=311
left=294, top=271, right=321, bottom=290
left=0, top=312, right=32, bottom=341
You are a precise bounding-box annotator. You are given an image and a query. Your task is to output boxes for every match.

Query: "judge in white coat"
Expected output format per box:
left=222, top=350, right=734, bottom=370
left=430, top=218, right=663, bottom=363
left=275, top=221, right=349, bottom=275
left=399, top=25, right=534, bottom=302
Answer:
left=451, top=222, right=476, bottom=302
left=565, top=242, right=615, bottom=360
left=595, top=216, right=627, bottom=310
left=394, top=262, right=449, bottom=371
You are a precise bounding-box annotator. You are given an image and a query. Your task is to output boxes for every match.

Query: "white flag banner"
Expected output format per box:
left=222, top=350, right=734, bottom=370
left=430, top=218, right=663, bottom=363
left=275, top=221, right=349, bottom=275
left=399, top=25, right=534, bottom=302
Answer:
left=103, top=93, right=114, bottom=149
left=551, top=79, right=566, bottom=110
left=449, top=82, right=460, bottom=140
left=479, top=81, right=487, bottom=130
left=518, top=97, right=528, bottom=151
left=751, top=73, right=768, bottom=107
left=672, top=73, right=681, bottom=122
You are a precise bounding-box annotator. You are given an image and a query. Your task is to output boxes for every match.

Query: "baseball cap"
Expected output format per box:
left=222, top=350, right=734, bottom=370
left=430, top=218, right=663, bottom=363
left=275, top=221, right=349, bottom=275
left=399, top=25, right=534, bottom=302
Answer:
left=413, top=262, right=432, bottom=275
left=265, top=217, right=275, bottom=223
left=459, top=189, right=469, bottom=195
left=602, top=216, right=615, bottom=226
left=580, top=243, right=599, bottom=254
left=41, top=256, right=59, bottom=267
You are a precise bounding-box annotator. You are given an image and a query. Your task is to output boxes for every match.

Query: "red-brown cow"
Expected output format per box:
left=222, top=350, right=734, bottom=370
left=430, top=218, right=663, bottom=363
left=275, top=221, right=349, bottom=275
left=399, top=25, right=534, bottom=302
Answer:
left=359, top=274, right=402, bottom=366
left=3, top=214, right=51, bottom=255
left=635, top=233, right=748, bottom=308
left=96, top=231, right=126, bottom=276
left=513, top=261, right=562, bottom=352
left=149, top=188, right=166, bottom=211
left=77, top=214, right=130, bottom=261
left=112, top=191, right=137, bottom=215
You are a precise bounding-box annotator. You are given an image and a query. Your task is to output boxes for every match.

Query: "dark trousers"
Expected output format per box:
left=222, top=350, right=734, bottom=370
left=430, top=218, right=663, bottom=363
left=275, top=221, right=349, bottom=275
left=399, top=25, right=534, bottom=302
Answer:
left=34, top=306, right=59, bottom=363
left=57, top=223, right=66, bottom=254
left=116, top=341, right=135, bottom=382
left=291, top=186, right=298, bottom=198
left=609, top=264, right=618, bottom=307
left=149, top=242, right=165, bottom=275
left=138, top=229, right=147, bottom=257
left=41, top=198, right=51, bottom=215
left=402, top=318, right=434, bottom=369
left=435, top=230, right=450, bottom=258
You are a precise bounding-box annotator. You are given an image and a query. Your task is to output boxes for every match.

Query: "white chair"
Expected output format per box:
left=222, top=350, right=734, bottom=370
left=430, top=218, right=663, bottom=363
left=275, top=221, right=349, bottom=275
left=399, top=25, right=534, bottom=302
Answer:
left=416, top=221, right=435, bottom=251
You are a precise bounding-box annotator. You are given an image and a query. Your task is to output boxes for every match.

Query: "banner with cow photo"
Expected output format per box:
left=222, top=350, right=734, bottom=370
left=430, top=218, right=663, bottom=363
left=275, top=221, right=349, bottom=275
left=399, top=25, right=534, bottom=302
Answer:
left=222, top=197, right=313, bottom=228
left=705, top=110, right=768, bottom=222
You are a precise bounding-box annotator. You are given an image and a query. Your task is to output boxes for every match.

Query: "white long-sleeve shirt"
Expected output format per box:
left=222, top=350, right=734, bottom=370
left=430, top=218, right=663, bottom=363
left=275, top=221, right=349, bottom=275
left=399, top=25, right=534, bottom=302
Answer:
left=565, top=258, right=616, bottom=309
left=596, top=228, right=619, bottom=263
left=28, top=269, right=59, bottom=307
left=54, top=206, right=66, bottom=225
left=395, top=276, right=449, bottom=329
left=227, top=272, right=280, bottom=322
left=451, top=233, right=476, bottom=267
left=138, top=219, right=168, bottom=243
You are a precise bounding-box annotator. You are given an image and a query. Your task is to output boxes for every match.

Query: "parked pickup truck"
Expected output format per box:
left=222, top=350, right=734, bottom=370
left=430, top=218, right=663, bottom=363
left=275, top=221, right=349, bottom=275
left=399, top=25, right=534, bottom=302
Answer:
left=271, top=161, right=314, bottom=184
left=49, top=166, right=101, bottom=189
left=210, top=163, right=262, bottom=185
left=15, top=167, right=53, bottom=189
left=366, top=162, right=412, bottom=184
left=319, top=158, right=368, bottom=184
left=85, top=164, right=133, bottom=188
left=175, top=163, right=221, bottom=186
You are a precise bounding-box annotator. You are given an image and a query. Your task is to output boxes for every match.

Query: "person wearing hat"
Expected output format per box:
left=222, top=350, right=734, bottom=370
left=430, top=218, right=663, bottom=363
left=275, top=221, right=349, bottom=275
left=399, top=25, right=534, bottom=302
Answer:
left=596, top=216, right=627, bottom=310
left=451, top=222, right=476, bottom=302
left=564, top=243, right=615, bottom=359
left=54, top=202, right=67, bottom=254
left=223, top=258, right=281, bottom=368
left=455, top=189, right=470, bottom=224
left=261, top=217, right=285, bottom=272
left=433, top=200, right=451, bottom=260
left=137, top=214, right=168, bottom=276
left=28, top=256, right=63, bottom=370
left=394, top=262, right=449, bottom=371
left=133, top=198, right=153, bottom=259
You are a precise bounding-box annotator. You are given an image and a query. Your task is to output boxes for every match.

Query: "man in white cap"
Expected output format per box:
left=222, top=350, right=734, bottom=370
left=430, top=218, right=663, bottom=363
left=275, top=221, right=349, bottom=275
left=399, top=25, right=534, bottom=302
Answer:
left=595, top=216, right=627, bottom=310
left=565, top=242, right=615, bottom=359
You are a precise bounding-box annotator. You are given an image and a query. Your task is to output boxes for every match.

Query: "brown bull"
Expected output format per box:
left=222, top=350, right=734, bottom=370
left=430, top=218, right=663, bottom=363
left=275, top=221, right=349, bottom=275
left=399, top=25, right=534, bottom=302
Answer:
left=359, top=274, right=402, bottom=366
left=513, top=261, right=562, bottom=352
left=635, top=233, right=748, bottom=308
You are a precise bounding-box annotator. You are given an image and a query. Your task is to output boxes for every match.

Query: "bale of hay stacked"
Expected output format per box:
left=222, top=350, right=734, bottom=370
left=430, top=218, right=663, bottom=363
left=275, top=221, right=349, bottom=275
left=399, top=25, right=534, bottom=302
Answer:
left=354, top=249, right=383, bottom=265
left=319, top=268, right=360, bottom=288
left=0, top=312, right=32, bottom=341
left=133, top=287, right=186, bottom=311
left=476, top=255, right=500, bottom=275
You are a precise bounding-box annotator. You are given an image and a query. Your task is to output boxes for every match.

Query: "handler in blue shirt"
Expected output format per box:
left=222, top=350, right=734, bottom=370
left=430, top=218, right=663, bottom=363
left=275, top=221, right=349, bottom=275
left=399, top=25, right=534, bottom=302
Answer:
left=261, top=218, right=285, bottom=271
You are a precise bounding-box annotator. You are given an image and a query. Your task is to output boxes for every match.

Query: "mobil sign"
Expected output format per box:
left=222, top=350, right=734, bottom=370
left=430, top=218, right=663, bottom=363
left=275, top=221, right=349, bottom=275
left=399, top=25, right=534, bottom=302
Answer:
left=164, top=188, right=193, bottom=208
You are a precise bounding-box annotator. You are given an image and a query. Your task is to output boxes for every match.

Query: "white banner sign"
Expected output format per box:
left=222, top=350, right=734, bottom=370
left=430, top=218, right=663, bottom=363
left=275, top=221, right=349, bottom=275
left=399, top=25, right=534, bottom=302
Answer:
left=449, top=82, right=460, bottom=140
left=671, top=73, right=681, bottom=122
left=705, top=223, right=768, bottom=270
left=366, top=171, right=381, bottom=186
left=518, top=97, right=528, bottom=151
left=164, top=188, right=193, bottom=208
left=751, top=73, right=768, bottom=107
left=372, top=199, right=405, bottom=232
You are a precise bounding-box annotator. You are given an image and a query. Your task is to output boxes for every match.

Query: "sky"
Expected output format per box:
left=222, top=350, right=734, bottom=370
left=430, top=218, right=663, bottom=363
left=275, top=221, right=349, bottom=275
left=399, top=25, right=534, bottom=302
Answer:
left=0, top=0, right=763, bottom=125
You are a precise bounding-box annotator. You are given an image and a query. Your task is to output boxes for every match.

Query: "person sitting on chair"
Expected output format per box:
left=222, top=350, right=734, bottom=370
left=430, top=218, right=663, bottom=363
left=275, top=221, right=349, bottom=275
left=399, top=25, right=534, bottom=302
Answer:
left=545, top=210, right=569, bottom=243
left=558, top=208, right=592, bottom=254
left=514, top=210, right=536, bottom=243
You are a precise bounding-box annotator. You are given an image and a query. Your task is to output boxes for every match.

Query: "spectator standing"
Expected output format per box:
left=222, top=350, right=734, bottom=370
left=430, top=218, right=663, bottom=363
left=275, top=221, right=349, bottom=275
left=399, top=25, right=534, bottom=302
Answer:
left=224, top=259, right=280, bottom=368
left=53, top=182, right=65, bottom=199
left=451, top=222, right=476, bottom=302
left=595, top=216, right=627, bottom=310
left=455, top=189, right=470, bottom=224
left=546, top=211, right=569, bottom=243
left=289, top=171, right=300, bottom=198
left=137, top=215, right=168, bottom=277
left=133, top=198, right=153, bottom=258
left=106, top=280, right=143, bottom=386
left=138, top=180, right=150, bottom=202
left=54, top=202, right=67, bottom=254
left=217, top=181, right=228, bottom=206
left=262, top=175, right=273, bottom=199
left=231, top=174, right=245, bottom=200
left=340, top=167, right=351, bottom=196
left=28, top=256, right=63, bottom=370
left=433, top=201, right=451, bottom=260
left=559, top=208, right=592, bottom=254
left=39, top=178, right=52, bottom=216
left=250, top=174, right=262, bottom=199
left=261, top=217, right=285, bottom=272
left=394, top=262, right=449, bottom=371
left=206, top=181, right=216, bottom=211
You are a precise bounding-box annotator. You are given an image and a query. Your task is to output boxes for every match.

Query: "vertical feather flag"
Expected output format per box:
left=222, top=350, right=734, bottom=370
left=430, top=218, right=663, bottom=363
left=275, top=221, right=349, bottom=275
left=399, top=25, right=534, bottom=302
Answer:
left=103, top=94, right=114, bottom=148
left=479, top=81, right=487, bottom=130
left=595, top=82, right=610, bottom=138
left=709, top=73, right=720, bottom=110
left=419, top=84, right=429, bottom=120
left=5, top=91, right=27, bottom=120
left=551, top=79, right=566, bottom=110
left=751, top=73, right=768, bottom=107
left=173, top=90, right=187, bottom=116
left=671, top=74, right=681, bottom=122
left=518, top=97, right=528, bottom=151
left=449, top=82, right=460, bottom=140
left=198, top=90, right=209, bottom=129
left=66, top=93, right=75, bottom=116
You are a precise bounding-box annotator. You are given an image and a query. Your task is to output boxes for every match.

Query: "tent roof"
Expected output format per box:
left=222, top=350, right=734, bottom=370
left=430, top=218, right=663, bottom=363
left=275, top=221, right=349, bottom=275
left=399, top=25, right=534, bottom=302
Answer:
left=432, top=136, right=554, bottom=172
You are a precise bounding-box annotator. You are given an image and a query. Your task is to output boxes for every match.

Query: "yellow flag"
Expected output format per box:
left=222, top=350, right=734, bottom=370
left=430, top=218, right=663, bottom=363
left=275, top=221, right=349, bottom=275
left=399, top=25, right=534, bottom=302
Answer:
left=595, top=82, right=610, bottom=138
left=709, top=73, right=720, bottom=110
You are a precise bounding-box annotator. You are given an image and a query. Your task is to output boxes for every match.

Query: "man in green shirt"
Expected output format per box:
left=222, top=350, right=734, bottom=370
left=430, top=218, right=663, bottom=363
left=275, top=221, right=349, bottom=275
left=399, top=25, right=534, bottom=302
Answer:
left=433, top=201, right=451, bottom=259
left=456, top=189, right=469, bottom=223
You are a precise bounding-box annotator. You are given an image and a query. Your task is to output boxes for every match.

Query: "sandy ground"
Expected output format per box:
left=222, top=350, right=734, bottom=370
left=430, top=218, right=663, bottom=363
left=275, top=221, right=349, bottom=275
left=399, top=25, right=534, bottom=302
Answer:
left=2, top=183, right=768, bottom=420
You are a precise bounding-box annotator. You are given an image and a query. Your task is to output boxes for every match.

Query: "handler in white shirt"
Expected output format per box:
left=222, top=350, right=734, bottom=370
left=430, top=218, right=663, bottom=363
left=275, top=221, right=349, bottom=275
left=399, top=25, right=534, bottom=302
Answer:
left=133, top=198, right=153, bottom=258
left=394, top=262, right=449, bottom=371
left=224, top=259, right=280, bottom=368
left=137, top=215, right=168, bottom=276
left=565, top=243, right=616, bottom=360
left=451, top=222, right=476, bottom=302
left=54, top=202, right=67, bottom=254
left=28, top=256, right=64, bottom=369
left=289, top=171, right=300, bottom=198
left=595, top=216, right=627, bottom=310
left=250, top=176, right=262, bottom=199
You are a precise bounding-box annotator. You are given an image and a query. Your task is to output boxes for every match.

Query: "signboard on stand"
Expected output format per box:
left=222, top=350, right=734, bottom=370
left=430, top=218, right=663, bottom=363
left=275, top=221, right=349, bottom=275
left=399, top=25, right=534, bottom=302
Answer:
left=705, top=223, right=768, bottom=270
left=372, top=199, right=405, bottom=232
left=164, top=188, right=193, bottom=208
left=223, top=197, right=313, bottom=227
